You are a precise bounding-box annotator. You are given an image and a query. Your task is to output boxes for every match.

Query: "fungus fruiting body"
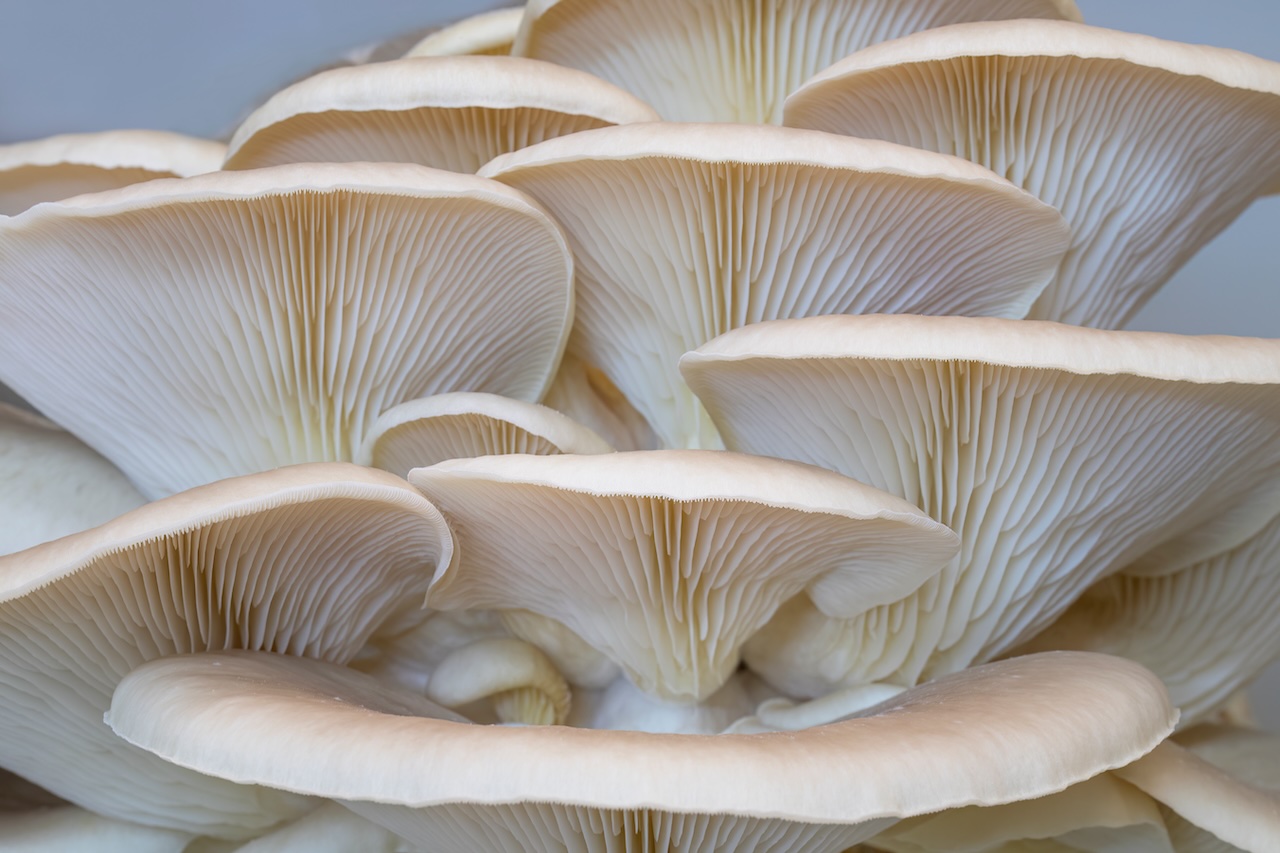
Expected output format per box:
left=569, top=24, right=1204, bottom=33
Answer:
left=1, top=2, right=1278, bottom=850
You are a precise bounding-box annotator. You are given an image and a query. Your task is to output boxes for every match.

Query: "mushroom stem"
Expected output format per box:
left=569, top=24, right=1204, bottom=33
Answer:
left=425, top=637, right=572, bottom=726
left=726, top=682, right=908, bottom=733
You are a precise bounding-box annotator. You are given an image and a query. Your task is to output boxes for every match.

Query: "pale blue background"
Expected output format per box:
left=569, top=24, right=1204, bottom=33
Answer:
left=1, top=0, right=1277, bottom=724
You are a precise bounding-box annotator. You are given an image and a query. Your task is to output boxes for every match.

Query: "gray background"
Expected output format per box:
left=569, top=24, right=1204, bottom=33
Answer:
left=1, top=0, right=1277, bottom=725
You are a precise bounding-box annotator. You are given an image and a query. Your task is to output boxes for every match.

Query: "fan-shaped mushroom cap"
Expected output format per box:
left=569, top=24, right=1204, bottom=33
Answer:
left=681, top=315, right=1280, bottom=696
left=357, top=392, right=611, bottom=478
left=404, top=7, right=525, bottom=58
left=0, top=463, right=453, bottom=838
left=411, top=450, right=956, bottom=701
left=784, top=20, right=1280, bottom=328
left=1018, top=509, right=1280, bottom=726
left=0, top=163, right=573, bottom=499
left=0, top=130, right=225, bottom=216
left=224, top=56, right=658, bottom=173
left=513, top=0, right=1080, bottom=123
left=106, top=650, right=1175, bottom=853
left=482, top=123, right=1068, bottom=448
left=0, top=404, right=144, bottom=556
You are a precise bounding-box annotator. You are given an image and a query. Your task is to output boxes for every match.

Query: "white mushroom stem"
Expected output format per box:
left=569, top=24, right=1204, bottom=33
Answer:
left=425, top=638, right=571, bottom=726
left=865, top=773, right=1172, bottom=853
left=572, top=671, right=766, bottom=734
left=499, top=608, right=620, bottom=689
left=726, top=683, right=908, bottom=734
left=227, top=802, right=404, bottom=853
left=1114, top=740, right=1280, bottom=852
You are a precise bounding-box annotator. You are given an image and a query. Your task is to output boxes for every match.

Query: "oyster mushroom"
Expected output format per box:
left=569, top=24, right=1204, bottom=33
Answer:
left=223, top=56, right=658, bottom=172
left=403, top=7, right=525, bottom=58
left=0, top=162, right=573, bottom=498
left=482, top=123, right=1068, bottom=448
left=0, top=130, right=224, bottom=216
left=105, top=650, right=1176, bottom=853
left=410, top=450, right=957, bottom=703
left=682, top=314, right=1280, bottom=696
left=0, top=404, right=144, bottom=556
left=512, top=0, right=1081, bottom=123
left=0, top=463, right=452, bottom=838
left=784, top=20, right=1280, bottom=328
left=356, top=392, right=611, bottom=478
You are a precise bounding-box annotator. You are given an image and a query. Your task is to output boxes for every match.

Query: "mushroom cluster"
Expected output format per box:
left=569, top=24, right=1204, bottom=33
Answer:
left=1, top=1, right=1278, bottom=851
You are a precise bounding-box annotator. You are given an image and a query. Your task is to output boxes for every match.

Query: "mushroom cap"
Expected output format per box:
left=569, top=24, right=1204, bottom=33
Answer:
left=0, top=403, right=145, bottom=556
left=411, top=450, right=957, bottom=701
left=0, top=130, right=225, bottom=216
left=357, top=391, right=611, bottom=478
left=1019, top=508, right=1280, bottom=726
left=482, top=122, right=1068, bottom=448
left=681, top=314, right=1280, bottom=695
left=224, top=56, right=659, bottom=172
left=0, top=162, right=573, bottom=498
left=404, top=7, right=525, bottom=58
left=106, top=650, right=1175, bottom=852
left=784, top=19, right=1280, bottom=328
left=0, top=462, right=453, bottom=837
left=513, top=0, right=1081, bottom=123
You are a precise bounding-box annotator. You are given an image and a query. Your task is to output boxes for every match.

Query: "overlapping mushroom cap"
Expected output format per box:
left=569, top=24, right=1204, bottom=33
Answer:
left=356, top=391, right=611, bottom=478
left=1019, top=509, right=1280, bottom=726
left=0, top=130, right=224, bottom=216
left=411, top=450, right=957, bottom=701
left=0, top=162, right=573, bottom=498
left=223, top=56, right=659, bottom=172
left=0, top=463, right=452, bottom=837
left=513, top=0, right=1081, bottom=123
left=784, top=20, right=1280, bottom=328
left=106, top=650, right=1175, bottom=853
left=682, top=315, right=1280, bottom=696
left=0, top=404, right=144, bottom=556
left=404, top=7, right=524, bottom=58
left=482, top=122, right=1069, bottom=448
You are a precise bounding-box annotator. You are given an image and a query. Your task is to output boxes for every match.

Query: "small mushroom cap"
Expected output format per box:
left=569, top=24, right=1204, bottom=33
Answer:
left=0, top=162, right=573, bottom=498
left=0, top=462, right=453, bottom=837
left=404, top=7, right=525, bottom=57
left=357, top=391, right=611, bottom=478
left=784, top=20, right=1280, bottom=327
left=106, top=650, right=1174, bottom=852
left=225, top=56, right=659, bottom=172
left=0, top=130, right=225, bottom=215
left=425, top=637, right=572, bottom=725
left=482, top=122, right=1068, bottom=448
left=0, top=403, right=145, bottom=556
left=513, top=0, right=1081, bottom=123
left=411, top=450, right=957, bottom=700
left=682, top=315, right=1280, bottom=695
